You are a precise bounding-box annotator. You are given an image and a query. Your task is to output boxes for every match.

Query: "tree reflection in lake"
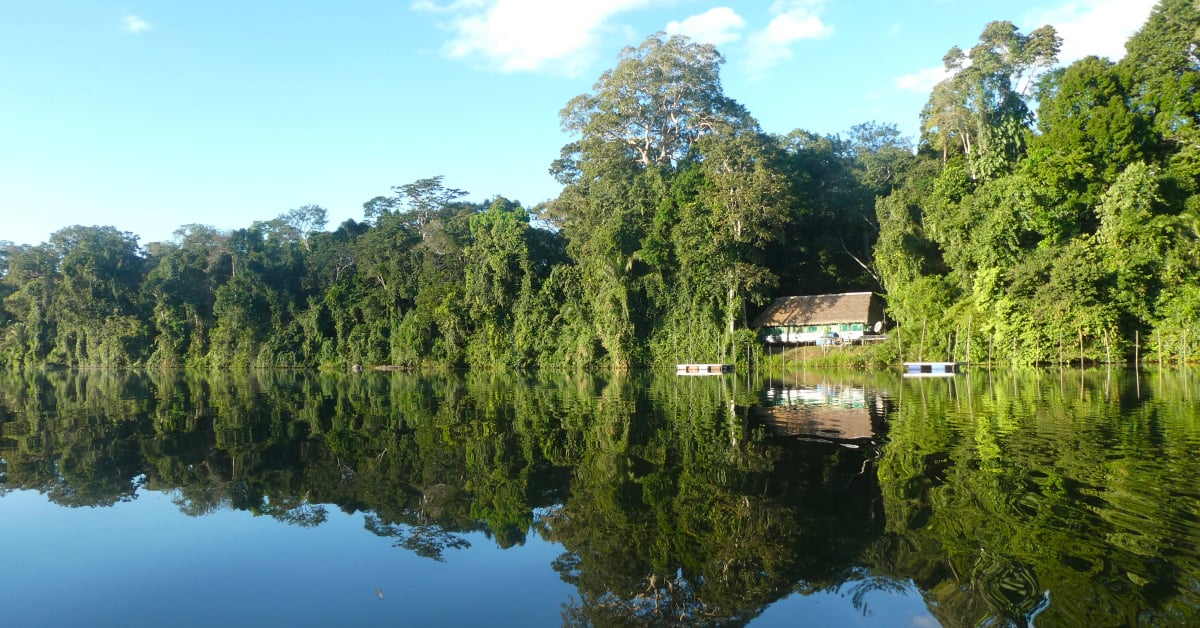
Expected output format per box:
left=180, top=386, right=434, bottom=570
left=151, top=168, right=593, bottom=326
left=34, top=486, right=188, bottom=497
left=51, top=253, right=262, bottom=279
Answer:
left=877, top=368, right=1200, bottom=627
left=546, top=374, right=885, bottom=624
left=1, top=368, right=1198, bottom=625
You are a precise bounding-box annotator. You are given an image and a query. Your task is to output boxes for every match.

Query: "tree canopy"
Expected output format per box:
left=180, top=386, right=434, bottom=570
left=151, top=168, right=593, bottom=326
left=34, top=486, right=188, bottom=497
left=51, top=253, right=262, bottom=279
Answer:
left=3, top=7, right=1199, bottom=370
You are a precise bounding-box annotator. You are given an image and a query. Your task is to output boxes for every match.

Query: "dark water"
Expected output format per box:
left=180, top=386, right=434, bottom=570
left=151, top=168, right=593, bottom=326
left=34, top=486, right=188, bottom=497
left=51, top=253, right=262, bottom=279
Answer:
left=0, top=368, right=1197, bottom=627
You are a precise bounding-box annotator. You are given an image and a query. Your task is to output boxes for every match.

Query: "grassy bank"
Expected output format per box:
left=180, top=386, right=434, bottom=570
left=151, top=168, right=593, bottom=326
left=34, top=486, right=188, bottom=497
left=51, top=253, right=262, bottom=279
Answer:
left=758, top=341, right=899, bottom=371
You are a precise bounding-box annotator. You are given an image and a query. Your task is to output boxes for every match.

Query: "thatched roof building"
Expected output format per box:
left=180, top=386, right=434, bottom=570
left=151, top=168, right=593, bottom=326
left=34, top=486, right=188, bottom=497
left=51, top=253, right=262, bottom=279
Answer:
left=752, top=292, right=886, bottom=344
left=753, top=292, right=884, bottom=328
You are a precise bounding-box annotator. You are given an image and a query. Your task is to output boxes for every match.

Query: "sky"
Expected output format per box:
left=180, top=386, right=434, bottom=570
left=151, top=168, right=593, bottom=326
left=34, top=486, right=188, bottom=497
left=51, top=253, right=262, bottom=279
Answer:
left=0, top=0, right=1159, bottom=247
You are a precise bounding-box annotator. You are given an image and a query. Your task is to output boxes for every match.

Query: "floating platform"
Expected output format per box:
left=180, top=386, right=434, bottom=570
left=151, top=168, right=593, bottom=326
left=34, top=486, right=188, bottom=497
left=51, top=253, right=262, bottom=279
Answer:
left=902, top=362, right=963, bottom=376
left=676, top=363, right=734, bottom=376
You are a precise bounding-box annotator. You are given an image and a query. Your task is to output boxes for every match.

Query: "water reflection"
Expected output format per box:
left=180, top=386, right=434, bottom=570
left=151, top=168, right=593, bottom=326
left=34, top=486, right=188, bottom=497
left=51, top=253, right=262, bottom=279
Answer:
left=751, top=374, right=892, bottom=443
left=880, top=368, right=1200, bottom=627
left=0, top=368, right=1198, bottom=626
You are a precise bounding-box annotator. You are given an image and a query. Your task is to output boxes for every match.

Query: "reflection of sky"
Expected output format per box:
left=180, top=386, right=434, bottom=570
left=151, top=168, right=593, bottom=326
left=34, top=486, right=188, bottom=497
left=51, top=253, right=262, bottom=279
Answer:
left=0, top=488, right=936, bottom=627
left=753, top=579, right=937, bottom=627
left=0, top=489, right=571, bottom=627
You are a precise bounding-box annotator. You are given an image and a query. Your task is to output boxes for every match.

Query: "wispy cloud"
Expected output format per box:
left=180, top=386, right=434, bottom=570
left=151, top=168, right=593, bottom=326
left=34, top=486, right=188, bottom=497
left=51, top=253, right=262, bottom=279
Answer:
left=665, top=7, right=745, bottom=46
left=1024, top=0, right=1157, bottom=64
left=123, top=15, right=152, bottom=34
left=744, top=0, right=833, bottom=79
left=414, top=0, right=662, bottom=75
left=895, top=65, right=951, bottom=93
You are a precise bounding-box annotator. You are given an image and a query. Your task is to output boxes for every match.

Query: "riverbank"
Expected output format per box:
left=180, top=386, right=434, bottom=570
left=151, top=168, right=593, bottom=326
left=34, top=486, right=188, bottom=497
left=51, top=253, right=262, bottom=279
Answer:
left=760, top=342, right=896, bottom=371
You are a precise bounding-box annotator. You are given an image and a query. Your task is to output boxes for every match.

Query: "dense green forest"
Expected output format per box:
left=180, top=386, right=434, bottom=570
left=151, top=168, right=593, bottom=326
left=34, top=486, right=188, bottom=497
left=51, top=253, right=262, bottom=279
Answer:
left=2, top=0, right=1199, bottom=370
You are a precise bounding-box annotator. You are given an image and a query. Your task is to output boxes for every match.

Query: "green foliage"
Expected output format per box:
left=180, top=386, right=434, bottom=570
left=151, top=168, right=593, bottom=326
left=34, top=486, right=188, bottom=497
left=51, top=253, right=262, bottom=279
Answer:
left=558, top=32, right=751, bottom=171
left=921, top=21, right=1060, bottom=179
left=7, top=19, right=1199, bottom=372
left=879, top=11, right=1200, bottom=366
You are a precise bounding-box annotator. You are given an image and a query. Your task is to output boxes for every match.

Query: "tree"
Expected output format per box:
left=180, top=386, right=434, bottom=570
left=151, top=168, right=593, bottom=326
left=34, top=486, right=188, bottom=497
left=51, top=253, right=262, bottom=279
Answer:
left=46, top=226, right=150, bottom=366
left=142, top=225, right=231, bottom=366
left=364, top=176, right=467, bottom=244
left=691, top=132, right=789, bottom=341
left=921, top=21, right=1060, bottom=179
left=558, top=32, right=752, bottom=172
left=0, top=243, right=60, bottom=364
left=463, top=198, right=533, bottom=368
left=1121, top=0, right=1200, bottom=155
left=847, top=121, right=917, bottom=199
left=279, top=204, right=328, bottom=251
left=550, top=32, right=766, bottom=368
left=773, top=129, right=884, bottom=294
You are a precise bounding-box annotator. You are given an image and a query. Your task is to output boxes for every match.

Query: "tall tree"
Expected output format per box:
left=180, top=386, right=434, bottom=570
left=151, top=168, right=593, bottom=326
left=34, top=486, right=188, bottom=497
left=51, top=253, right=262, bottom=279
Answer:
left=142, top=225, right=231, bottom=366
left=921, top=21, right=1060, bottom=179
left=48, top=226, right=150, bottom=365
left=463, top=198, right=534, bottom=368
left=691, top=132, right=789, bottom=340
left=364, top=176, right=467, bottom=244
left=551, top=32, right=765, bottom=368
left=558, top=32, right=752, bottom=172
left=1121, top=0, right=1200, bottom=155
left=279, top=204, right=328, bottom=251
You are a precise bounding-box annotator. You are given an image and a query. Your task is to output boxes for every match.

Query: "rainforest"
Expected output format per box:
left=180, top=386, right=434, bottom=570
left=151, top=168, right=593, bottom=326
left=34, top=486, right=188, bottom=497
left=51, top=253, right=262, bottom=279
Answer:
left=2, top=1, right=1199, bottom=371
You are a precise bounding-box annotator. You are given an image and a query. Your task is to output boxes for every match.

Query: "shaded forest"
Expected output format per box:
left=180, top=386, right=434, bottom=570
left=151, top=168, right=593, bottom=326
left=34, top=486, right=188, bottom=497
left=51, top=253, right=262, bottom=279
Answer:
left=2, top=0, right=1199, bottom=370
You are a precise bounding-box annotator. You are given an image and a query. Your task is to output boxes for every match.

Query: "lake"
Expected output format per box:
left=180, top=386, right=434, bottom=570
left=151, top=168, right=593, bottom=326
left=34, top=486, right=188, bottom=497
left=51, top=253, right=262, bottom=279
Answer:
left=1, top=367, right=1197, bottom=626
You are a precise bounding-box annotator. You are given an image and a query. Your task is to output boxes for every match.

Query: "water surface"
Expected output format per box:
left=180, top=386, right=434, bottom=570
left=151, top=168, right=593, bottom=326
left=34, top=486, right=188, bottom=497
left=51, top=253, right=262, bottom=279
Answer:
left=0, top=368, right=1197, bottom=626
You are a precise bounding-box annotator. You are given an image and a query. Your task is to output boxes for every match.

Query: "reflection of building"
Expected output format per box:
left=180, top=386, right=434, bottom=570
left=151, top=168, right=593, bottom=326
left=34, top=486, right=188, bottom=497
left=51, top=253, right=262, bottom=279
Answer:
left=750, top=381, right=891, bottom=442
left=752, top=292, right=887, bottom=345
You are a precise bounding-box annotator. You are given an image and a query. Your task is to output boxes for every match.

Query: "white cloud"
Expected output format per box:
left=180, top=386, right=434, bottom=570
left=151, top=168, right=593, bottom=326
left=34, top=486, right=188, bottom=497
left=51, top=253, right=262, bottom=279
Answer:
left=666, top=7, right=745, bottom=46
left=895, top=65, right=951, bottom=93
left=123, top=15, right=152, bottom=34
left=1024, top=0, right=1157, bottom=64
left=911, top=616, right=941, bottom=628
left=892, top=0, right=1153, bottom=98
left=744, top=0, right=833, bottom=78
left=410, top=0, right=475, bottom=13
left=414, top=0, right=662, bottom=75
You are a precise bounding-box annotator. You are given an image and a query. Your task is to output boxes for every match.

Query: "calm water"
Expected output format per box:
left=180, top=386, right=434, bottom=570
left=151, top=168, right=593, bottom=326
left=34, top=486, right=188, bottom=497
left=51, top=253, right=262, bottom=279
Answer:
left=0, top=368, right=1197, bottom=627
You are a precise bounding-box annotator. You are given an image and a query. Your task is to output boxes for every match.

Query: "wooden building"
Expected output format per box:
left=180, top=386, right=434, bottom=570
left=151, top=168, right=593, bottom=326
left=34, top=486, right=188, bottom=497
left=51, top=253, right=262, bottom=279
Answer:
left=752, top=292, right=886, bottom=345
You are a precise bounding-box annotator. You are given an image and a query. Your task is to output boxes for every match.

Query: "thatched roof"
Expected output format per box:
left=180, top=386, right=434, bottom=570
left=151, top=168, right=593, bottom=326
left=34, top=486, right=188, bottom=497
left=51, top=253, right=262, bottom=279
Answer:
left=751, top=292, right=880, bottom=327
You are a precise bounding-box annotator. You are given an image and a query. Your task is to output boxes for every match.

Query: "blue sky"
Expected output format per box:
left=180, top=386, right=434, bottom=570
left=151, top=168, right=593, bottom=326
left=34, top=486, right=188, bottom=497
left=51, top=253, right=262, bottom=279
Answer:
left=0, top=0, right=1158, bottom=246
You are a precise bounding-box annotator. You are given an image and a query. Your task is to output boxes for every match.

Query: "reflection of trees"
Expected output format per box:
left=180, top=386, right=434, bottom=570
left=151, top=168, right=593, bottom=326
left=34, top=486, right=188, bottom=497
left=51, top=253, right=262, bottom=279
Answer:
left=874, top=369, right=1200, bottom=626
left=541, top=375, right=887, bottom=626
left=5, top=368, right=1195, bottom=624
left=0, top=370, right=149, bottom=507
left=364, top=510, right=470, bottom=561
left=0, top=368, right=891, bottom=624
left=0, top=369, right=574, bottom=556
